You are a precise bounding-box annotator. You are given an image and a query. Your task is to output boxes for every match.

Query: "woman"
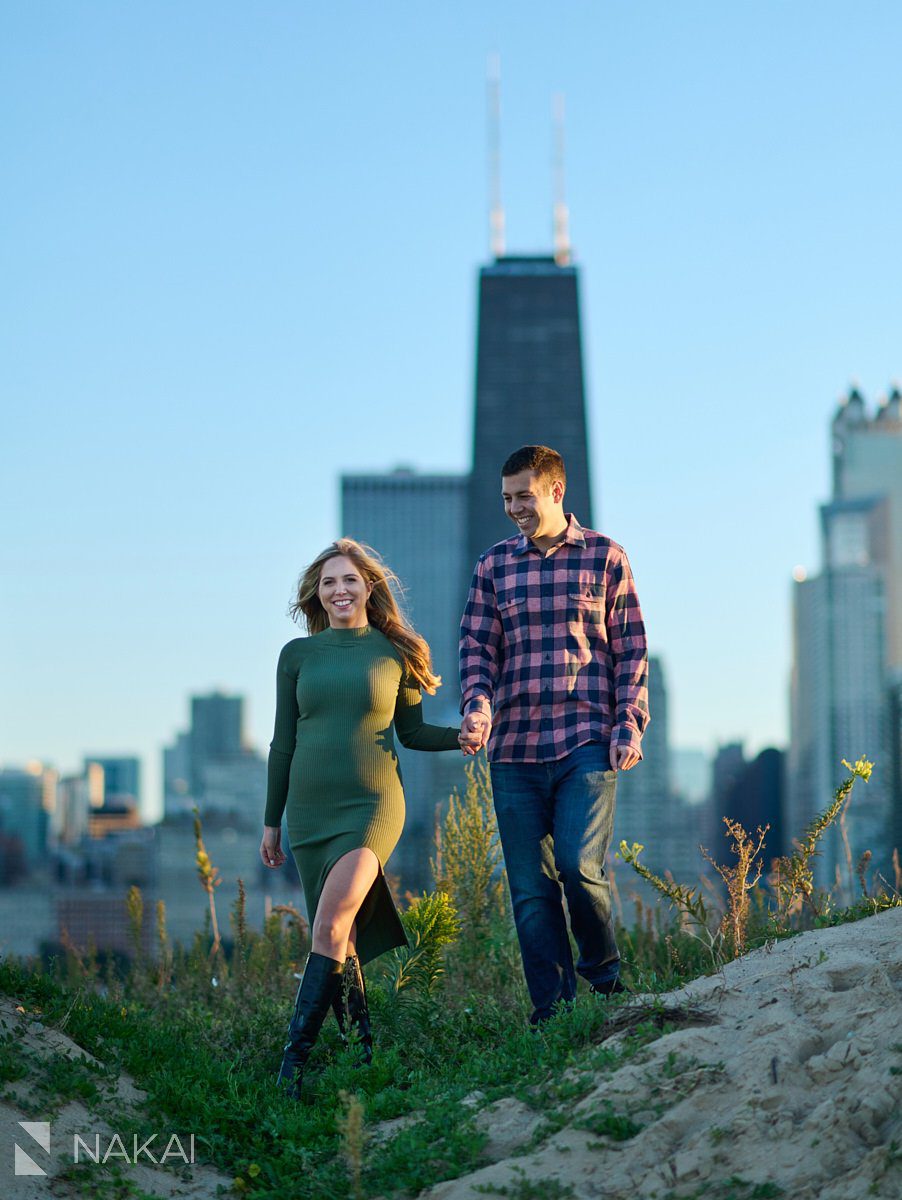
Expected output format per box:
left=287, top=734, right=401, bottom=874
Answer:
left=261, top=538, right=477, bottom=1098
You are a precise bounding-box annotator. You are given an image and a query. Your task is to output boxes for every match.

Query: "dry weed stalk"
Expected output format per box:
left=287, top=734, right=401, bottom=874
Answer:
left=855, top=850, right=872, bottom=898
left=193, top=807, right=223, bottom=958
left=156, top=899, right=173, bottom=992
left=59, top=925, right=86, bottom=977
left=125, top=884, right=144, bottom=964
left=231, top=877, right=248, bottom=982
left=701, top=819, right=768, bottom=956
left=337, top=1090, right=366, bottom=1200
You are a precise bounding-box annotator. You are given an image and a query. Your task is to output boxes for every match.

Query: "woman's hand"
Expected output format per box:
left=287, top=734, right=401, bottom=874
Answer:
left=260, top=825, right=287, bottom=868
left=459, top=712, right=491, bottom=755
left=458, top=726, right=484, bottom=756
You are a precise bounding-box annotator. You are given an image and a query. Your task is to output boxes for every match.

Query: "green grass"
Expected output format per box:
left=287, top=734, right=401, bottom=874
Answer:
left=0, top=951, right=673, bottom=1200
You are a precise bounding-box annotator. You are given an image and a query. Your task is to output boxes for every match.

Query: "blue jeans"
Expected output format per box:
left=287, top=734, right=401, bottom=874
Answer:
left=490, top=742, right=620, bottom=1024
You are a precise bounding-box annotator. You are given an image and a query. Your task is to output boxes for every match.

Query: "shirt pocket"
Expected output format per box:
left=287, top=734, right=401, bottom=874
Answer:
left=568, top=591, right=605, bottom=621
left=497, top=593, right=527, bottom=643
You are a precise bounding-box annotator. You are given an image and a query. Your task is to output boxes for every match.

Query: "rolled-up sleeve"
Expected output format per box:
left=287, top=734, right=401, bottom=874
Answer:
left=605, top=550, right=650, bottom=756
left=459, top=555, right=501, bottom=719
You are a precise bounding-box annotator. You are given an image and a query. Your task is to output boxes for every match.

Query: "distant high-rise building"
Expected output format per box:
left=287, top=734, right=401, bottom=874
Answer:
left=721, top=749, right=786, bottom=867
left=163, top=731, right=192, bottom=817
left=789, top=387, right=901, bottom=888
left=888, top=680, right=902, bottom=868
left=163, top=692, right=261, bottom=820
left=53, top=762, right=104, bottom=847
left=0, top=763, right=55, bottom=880
left=831, top=386, right=902, bottom=670
left=189, top=693, right=244, bottom=797
left=342, top=469, right=470, bottom=890
left=467, top=255, right=593, bottom=571
left=83, top=756, right=141, bottom=808
left=342, top=469, right=469, bottom=702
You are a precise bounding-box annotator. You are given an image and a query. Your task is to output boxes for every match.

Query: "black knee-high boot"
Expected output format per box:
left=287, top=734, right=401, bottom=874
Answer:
left=276, top=952, right=344, bottom=1099
left=332, top=954, right=373, bottom=1065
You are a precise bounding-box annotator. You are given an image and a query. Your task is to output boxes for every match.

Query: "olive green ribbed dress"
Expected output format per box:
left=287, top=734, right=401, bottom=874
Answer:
left=265, top=624, right=460, bottom=964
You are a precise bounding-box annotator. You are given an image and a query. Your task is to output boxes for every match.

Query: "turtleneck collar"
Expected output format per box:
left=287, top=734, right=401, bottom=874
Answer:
left=321, top=624, right=373, bottom=643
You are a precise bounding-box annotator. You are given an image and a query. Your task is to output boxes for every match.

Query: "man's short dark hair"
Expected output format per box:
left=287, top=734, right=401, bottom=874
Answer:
left=501, top=445, right=567, bottom=491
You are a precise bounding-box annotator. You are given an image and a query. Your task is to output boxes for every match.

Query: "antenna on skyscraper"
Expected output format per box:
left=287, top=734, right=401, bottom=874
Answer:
left=487, top=53, right=505, bottom=258
left=552, top=92, right=571, bottom=265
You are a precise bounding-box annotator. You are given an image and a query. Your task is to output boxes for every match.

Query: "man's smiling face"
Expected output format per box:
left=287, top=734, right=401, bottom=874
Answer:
left=501, top=469, right=565, bottom=542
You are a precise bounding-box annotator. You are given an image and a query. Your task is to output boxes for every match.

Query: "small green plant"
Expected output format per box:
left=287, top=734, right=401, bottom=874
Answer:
left=475, top=1169, right=576, bottom=1197
left=575, top=1100, right=643, bottom=1141
left=432, top=757, right=505, bottom=939
left=770, top=757, right=872, bottom=923
left=388, top=890, right=461, bottom=998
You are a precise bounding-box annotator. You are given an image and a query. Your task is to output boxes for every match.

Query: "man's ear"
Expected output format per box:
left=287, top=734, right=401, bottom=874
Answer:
left=552, top=478, right=565, bottom=505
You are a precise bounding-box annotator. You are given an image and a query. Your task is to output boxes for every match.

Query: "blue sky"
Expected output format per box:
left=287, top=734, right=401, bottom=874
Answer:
left=3, top=2, right=901, bottom=820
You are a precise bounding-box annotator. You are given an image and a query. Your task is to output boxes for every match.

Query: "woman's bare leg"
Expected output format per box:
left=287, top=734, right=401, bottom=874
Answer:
left=311, top=848, right=379, bottom=961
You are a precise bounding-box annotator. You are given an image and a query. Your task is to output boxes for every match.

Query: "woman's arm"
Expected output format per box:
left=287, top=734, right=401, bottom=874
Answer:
left=393, top=675, right=461, bottom=751
left=264, top=641, right=301, bottom=827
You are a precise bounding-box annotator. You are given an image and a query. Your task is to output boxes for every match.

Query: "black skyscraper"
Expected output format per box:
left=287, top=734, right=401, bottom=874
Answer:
left=467, top=255, right=593, bottom=570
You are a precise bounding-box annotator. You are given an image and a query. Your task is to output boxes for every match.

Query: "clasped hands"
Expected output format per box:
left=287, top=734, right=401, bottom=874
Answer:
left=458, top=711, right=490, bottom=756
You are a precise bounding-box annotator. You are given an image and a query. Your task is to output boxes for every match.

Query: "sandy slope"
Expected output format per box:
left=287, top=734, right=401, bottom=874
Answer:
left=0, top=995, right=232, bottom=1200
left=418, top=907, right=902, bottom=1199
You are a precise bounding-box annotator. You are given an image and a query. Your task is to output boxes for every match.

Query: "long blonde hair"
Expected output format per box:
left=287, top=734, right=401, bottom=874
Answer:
left=289, top=538, right=442, bottom=694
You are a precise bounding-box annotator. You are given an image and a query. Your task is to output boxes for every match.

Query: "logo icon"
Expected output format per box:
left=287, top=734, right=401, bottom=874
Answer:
left=15, top=1121, right=50, bottom=1176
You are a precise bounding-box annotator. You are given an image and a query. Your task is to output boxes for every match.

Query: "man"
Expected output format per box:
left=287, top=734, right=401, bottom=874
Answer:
left=459, top=445, right=649, bottom=1024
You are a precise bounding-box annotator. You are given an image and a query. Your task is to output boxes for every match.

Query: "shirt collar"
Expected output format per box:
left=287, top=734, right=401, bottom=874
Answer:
left=512, top=512, right=587, bottom=556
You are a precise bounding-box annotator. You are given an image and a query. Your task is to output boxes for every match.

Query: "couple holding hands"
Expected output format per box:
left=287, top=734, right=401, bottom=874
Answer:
left=261, top=444, right=649, bottom=1099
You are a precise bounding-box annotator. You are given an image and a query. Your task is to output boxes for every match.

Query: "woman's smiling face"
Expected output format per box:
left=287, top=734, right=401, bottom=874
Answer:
left=317, top=555, right=373, bottom=628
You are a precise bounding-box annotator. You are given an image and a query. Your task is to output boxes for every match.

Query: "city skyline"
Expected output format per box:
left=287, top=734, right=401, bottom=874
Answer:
left=4, top=3, right=902, bottom=820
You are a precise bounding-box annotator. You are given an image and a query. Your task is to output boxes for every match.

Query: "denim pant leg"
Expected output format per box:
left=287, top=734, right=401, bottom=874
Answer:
left=550, top=743, right=620, bottom=987
left=490, top=761, right=577, bottom=1023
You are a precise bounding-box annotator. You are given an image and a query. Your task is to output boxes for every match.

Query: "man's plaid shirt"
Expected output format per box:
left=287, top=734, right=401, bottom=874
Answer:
left=459, top=514, right=650, bottom=763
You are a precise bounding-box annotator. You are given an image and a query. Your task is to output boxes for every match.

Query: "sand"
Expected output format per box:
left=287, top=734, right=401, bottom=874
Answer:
left=416, top=906, right=902, bottom=1199
left=0, top=995, right=232, bottom=1199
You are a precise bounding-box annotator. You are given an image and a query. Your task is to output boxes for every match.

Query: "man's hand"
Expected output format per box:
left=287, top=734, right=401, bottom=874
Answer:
left=260, top=825, right=287, bottom=868
left=460, top=711, right=491, bottom=754
left=610, top=744, right=640, bottom=772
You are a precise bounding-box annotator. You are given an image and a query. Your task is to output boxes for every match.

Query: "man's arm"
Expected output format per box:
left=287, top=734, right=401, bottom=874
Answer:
left=605, top=548, right=650, bottom=767
left=459, top=554, right=502, bottom=743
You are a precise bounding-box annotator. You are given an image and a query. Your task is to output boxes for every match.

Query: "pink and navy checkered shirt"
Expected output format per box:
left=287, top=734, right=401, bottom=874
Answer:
left=459, top=514, right=650, bottom=763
